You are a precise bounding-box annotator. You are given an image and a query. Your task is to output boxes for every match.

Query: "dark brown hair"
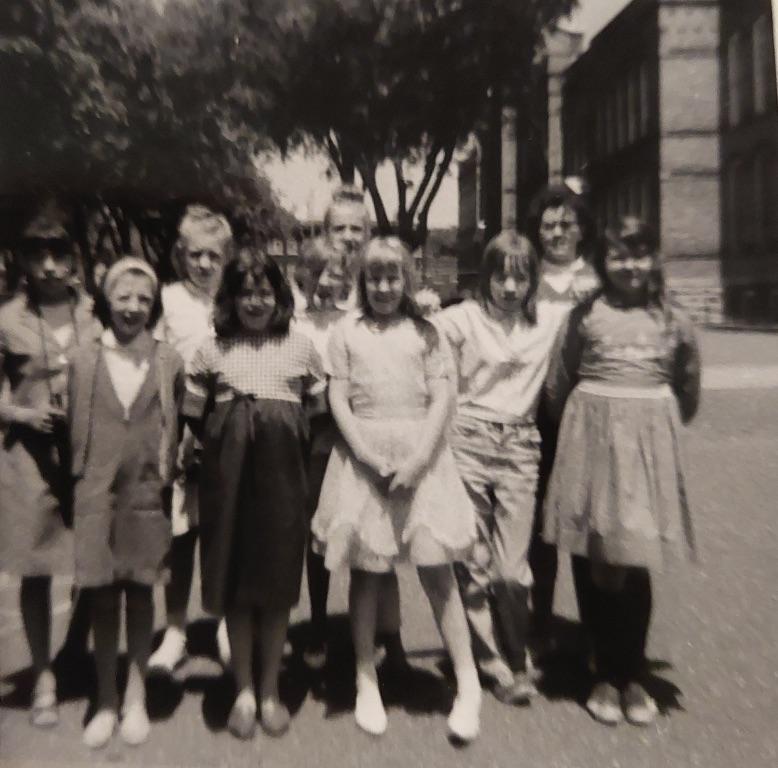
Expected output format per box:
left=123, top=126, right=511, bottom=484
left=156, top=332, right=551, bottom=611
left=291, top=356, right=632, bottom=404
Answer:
left=526, top=183, right=596, bottom=260
left=213, top=250, right=294, bottom=337
left=591, top=216, right=682, bottom=337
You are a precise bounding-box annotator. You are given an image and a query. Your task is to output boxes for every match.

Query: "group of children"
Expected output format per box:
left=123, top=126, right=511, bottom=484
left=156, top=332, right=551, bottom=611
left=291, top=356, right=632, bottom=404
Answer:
left=0, top=183, right=701, bottom=750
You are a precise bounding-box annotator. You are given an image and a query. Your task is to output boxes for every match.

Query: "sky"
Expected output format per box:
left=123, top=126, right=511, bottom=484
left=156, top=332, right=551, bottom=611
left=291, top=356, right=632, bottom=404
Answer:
left=264, top=0, right=633, bottom=227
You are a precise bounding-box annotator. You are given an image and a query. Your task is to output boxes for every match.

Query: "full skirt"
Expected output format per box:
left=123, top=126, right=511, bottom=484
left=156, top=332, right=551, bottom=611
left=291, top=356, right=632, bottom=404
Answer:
left=312, top=416, right=476, bottom=573
left=543, top=383, right=696, bottom=569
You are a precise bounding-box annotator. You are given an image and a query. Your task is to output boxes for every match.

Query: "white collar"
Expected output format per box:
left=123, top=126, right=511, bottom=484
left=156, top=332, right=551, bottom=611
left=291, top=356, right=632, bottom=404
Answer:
left=541, top=258, right=585, bottom=293
left=101, top=328, right=153, bottom=359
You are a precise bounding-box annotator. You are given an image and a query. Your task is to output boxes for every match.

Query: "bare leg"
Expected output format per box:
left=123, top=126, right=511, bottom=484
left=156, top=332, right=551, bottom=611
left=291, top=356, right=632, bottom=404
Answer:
left=258, top=606, right=292, bottom=735
left=417, top=565, right=481, bottom=741
left=376, top=572, right=406, bottom=667
left=118, top=583, right=153, bottom=745
left=84, top=585, right=120, bottom=747
left=124, top=584, right=153, bottom=708
left=350, top=570, right=387, bottom=735
left=225, top=608, right=256, bottom=739
left=149, top=531, right=196, bottom=671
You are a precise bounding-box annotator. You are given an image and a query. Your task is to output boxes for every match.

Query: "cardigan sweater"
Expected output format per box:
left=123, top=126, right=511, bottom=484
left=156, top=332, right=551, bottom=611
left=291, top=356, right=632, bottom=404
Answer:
left=68, top=338, right=184, bottom=485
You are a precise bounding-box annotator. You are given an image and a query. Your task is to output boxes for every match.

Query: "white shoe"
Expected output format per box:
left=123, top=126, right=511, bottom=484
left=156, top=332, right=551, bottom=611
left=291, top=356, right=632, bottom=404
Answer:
left=148, top=628, right=187, bottom=673
left=622, top=682, right=658, bottom=726
left=83, top=709, right=117, bottom=749
left=355, top=675, right=387, bottom=736
left=120, top=702, right=150, bottom=746
left=447, top=687, right=481, bottom=742
left=216, top=619, right=231, bottom=668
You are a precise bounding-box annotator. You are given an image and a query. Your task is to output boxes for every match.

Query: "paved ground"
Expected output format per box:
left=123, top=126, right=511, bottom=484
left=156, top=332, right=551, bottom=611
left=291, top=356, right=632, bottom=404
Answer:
left=1, top=329, right=777, bottom=767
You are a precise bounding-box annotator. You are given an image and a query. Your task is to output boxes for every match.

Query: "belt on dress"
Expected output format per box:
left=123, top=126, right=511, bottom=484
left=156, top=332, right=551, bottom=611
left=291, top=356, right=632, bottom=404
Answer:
left=576, top=380, right=672, bottom=399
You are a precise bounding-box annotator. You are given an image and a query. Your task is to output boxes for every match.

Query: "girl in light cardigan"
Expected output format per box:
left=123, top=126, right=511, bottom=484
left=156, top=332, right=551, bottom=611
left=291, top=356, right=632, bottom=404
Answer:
left=69, top=257, right=184, bottom=749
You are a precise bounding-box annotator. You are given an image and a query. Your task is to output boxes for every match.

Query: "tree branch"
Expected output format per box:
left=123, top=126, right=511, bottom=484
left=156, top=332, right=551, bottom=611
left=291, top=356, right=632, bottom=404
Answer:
left=325, top=132, right=344, bottom=178
left=394, top=158, right=407, bottom=219
left=408, top=142, right=441, bottom=220
left=358, top=160, right=391, bottom=234
left=418, top=142, right=454, bottom=224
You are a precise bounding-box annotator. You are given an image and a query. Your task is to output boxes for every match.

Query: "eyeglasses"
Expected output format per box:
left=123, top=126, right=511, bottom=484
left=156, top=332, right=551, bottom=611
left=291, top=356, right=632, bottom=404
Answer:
left=20, top=239, right=72, bottom=258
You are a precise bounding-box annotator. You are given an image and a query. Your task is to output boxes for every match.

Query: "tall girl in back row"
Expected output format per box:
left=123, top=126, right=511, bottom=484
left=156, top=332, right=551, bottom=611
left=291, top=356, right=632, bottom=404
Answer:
left=543, top=217, right=701, bottom=726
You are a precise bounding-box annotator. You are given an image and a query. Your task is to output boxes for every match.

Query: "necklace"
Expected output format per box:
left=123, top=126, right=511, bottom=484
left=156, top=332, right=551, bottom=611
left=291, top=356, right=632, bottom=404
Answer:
left=36, top=295, right=79, bottom=408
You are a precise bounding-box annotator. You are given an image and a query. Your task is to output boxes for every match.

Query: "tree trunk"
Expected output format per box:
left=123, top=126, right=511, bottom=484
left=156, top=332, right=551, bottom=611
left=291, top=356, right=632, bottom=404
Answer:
left=359, top=162, right=391, bottom=235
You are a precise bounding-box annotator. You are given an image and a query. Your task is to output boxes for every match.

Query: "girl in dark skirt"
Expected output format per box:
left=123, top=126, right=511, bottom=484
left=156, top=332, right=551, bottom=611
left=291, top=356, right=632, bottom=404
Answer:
left=182, top=248, right=324, bottom=742
left=543, top=217, right=701, bottom=726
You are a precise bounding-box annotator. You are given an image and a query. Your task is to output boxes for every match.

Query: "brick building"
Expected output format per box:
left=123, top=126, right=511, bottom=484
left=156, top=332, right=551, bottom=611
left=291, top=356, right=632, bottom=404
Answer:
left=562, top=0, right=723, bottom=322
left=719, top=0, right=778, bottom=321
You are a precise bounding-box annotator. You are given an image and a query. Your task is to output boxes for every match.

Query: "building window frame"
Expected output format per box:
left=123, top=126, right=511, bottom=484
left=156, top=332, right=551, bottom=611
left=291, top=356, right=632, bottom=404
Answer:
left=726, top=30, right=743, bottom=127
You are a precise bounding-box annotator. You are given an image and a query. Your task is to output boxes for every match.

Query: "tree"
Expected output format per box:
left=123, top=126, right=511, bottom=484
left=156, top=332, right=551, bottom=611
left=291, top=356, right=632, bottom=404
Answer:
left=260, top=0, right=577, bottom=248
left=0, top=0, right=293, bottom=283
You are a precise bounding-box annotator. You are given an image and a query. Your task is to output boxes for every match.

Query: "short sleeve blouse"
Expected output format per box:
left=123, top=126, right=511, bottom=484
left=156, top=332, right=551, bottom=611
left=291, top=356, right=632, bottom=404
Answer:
left=327, top=314, right=450, bottom=419
left=182, top=329, right=325, bottom=419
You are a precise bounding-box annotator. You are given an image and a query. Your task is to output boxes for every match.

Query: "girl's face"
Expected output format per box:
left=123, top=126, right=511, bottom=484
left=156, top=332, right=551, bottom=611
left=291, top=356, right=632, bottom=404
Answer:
left=313, top=263, right=347, bottom=308
left=108, top=272, right=155, bottom=342
left=184, top=247, right=225, bottom=293
left=364, top=256, right=404, bottom=317
left=489, top=258, right=530, bottom=314
left=236, top=273, right=276, bottom=333
left=604, top=245, right=654, bottom=302
left=539, top=205, right=582, bottom=266
left=24, top=242, right=73, bottom=300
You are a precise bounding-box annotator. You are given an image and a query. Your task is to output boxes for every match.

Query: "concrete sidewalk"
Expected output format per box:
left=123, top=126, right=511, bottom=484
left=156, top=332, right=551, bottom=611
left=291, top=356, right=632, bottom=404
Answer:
left=698, top=328, right=778, bottom=390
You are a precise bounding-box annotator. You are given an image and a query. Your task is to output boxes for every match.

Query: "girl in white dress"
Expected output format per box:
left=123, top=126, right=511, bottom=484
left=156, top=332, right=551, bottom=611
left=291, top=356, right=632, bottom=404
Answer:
left=312, top=237, right=481, bottom=741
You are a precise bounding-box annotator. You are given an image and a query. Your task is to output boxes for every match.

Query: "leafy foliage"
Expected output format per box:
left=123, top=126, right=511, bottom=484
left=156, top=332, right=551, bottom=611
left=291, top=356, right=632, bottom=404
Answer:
left=0, top=0, right=292, bottom=281
left=261, top=0, right=577, bottom=247
left=0, top=0, right=577, bottom=273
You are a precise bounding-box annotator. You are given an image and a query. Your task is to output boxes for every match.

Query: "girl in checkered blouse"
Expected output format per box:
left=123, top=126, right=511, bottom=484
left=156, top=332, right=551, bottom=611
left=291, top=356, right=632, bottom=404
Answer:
left=311, top=237, right=481, bottom=742
left=182, top=249, right=325, bottom=742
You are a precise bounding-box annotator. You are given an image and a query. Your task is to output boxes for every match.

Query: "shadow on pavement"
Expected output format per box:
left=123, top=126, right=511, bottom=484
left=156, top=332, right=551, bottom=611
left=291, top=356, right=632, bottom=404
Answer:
left=532, top=615, right=685, bottom=715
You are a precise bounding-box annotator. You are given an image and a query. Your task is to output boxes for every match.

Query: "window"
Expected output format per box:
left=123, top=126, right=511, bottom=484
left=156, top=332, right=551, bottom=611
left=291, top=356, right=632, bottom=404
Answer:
left=752, top=14, right=773, bottom=115
left=606, top=92, right=617, bottom=154
left=617, top=81, right=629, bottom=149
left=627, top=70, right=639, bottom=144
left=596, top=99, right=606, bottom=157
left=641, top=176, right=653, bottom=223
left=727, top=32, right=743, bottom=126
left=768, top=153, right=778, bottom=245
left=639, top=61, right=651, bottom=136
left=753, top=152, right=766, bottom=249
left=723, top=163, right=735, bottom=251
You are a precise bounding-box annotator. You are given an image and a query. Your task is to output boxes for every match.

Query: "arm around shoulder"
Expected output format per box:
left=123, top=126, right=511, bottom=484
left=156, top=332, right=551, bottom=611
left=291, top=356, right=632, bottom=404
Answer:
left=544, top=303, right=587, bottom=423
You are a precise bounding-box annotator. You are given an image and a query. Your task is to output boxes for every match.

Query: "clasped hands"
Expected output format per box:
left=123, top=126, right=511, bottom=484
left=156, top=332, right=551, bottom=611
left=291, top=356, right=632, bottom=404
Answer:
left=358, top=450, right=428, bottom=496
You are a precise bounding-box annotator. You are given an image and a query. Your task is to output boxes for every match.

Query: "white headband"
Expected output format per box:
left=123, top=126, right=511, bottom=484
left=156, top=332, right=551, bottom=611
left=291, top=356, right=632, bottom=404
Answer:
left=102, top=257, right=159, bottom=300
